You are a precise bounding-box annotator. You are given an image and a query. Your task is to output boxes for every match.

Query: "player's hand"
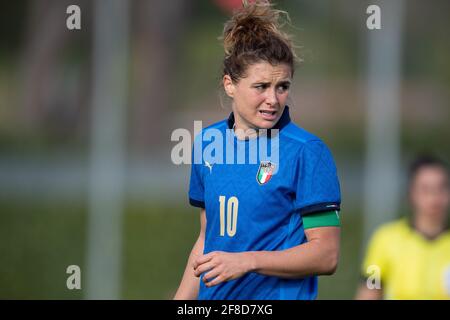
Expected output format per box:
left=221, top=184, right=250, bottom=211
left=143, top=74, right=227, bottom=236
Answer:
left=193, top=251, right=254, bottom=287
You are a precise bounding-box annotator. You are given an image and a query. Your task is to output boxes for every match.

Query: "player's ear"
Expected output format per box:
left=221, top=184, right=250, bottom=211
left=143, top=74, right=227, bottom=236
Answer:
left=223, top=75, right=235, bottom=98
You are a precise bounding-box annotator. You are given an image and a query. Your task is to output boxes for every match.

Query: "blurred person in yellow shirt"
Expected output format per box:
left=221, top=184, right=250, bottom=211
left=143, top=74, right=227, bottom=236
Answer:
left=356, top=155, right=450, bottom=300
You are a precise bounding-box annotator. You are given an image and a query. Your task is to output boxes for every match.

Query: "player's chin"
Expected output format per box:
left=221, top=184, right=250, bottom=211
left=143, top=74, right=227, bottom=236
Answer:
left=257, top=122, right=276, bottom=130
left=255, top=117, right=280, bottom=130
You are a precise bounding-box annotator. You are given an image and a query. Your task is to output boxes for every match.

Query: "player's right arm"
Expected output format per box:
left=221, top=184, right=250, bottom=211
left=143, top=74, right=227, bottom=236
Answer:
left=174, top=209, right=206, bottom=300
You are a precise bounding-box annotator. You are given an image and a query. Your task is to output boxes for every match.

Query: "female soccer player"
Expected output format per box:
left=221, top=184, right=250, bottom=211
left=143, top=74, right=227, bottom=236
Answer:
left=175, top=0, right=341, bottom=300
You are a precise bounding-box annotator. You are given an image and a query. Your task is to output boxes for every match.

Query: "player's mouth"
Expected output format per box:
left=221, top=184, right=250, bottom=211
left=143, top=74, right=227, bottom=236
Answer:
left=259, top=110, right=278, bottom=121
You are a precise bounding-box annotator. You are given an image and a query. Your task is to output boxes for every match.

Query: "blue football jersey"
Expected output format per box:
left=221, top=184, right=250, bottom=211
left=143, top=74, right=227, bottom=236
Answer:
left=188, top=106, right=341, bottom=300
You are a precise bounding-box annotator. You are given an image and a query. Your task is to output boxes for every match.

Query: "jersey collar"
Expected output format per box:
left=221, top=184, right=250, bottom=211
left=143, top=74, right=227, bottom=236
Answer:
left=407, top=215, right=450, bottom=242
left=227, top=105, right=292, bottom=132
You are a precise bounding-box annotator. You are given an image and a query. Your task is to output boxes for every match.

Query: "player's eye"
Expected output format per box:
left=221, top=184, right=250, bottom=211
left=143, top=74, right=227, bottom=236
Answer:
left=277, top=83, right=290, bottom=93
left=254, top=84, right=269, bottom=91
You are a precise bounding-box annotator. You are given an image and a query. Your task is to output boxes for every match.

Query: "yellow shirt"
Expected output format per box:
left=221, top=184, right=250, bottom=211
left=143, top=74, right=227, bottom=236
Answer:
left=362, top=219, right=450, bottom=300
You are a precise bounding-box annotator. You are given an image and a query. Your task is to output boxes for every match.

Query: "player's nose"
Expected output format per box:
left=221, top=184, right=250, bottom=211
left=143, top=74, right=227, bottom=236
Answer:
left=265, top=87, right=278, bottom=107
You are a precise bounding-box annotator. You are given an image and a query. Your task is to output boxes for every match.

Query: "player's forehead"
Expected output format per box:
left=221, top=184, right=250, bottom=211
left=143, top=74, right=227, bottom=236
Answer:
left=242, top=61, right=292, bottom=83
left=412, top=166, right=449, bottom=186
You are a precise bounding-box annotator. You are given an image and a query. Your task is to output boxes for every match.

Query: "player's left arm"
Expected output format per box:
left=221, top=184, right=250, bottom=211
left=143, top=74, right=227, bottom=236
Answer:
left=194, top=211, right=340, bottom=287
left=246, top=225, right=340, bottom=279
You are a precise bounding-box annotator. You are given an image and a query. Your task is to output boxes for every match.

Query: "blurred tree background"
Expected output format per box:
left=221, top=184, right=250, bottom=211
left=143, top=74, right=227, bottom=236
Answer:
left=0, top=0, right=449, bottom=299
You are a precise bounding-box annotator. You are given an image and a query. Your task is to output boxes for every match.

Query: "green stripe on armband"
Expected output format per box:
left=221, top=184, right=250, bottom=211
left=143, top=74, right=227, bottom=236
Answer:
left=303, top=210, right=341, bottom=229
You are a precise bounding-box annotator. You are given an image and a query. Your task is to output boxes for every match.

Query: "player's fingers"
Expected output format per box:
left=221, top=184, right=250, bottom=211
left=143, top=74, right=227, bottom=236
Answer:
left=202, top=267, right=221, bottom=283
left=193, top=261, right=215, bottom=277
left=205, top=274, right=226, bottom=287
left=193, top=252, right=215, bottom=269
left=193, top=255, right=211, bottom=270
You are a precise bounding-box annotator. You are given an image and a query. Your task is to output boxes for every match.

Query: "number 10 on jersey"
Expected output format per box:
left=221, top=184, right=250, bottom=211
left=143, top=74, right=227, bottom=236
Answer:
left=219, top=196, right=239, bottom=237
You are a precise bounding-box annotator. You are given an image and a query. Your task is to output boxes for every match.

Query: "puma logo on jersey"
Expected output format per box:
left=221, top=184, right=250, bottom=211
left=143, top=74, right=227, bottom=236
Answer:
left=205, top=161, right=214, bottom=173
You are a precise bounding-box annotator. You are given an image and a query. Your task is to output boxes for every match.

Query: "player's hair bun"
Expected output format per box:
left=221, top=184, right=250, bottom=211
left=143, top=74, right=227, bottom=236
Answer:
left=221, top=0, right=299, bottom=82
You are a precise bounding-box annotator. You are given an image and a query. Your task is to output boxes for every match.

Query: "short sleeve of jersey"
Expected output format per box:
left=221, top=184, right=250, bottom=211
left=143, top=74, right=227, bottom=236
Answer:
left=361, top=226, right=392, bottom=283
left=188, top=137, right=205, bottom=208
left=294, top=140, right=341, bottom=215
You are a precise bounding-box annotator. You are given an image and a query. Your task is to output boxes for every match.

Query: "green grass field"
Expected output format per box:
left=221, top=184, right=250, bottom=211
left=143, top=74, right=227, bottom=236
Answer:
left=0, top=198, right=363, bottom=299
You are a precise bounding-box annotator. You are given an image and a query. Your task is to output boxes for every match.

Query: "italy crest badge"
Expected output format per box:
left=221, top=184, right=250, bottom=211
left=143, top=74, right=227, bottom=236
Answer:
left=256, top=161, right=276, bottom=185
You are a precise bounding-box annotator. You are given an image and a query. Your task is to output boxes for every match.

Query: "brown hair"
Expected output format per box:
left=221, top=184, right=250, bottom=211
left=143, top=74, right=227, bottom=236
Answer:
left=220, top=0, right=299, bottom=83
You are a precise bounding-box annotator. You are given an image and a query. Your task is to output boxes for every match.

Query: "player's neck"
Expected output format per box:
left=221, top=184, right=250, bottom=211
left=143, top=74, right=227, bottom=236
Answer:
left=413, top=213, right=447, bottom=240
left=233, top=118, right=259, bottom=140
